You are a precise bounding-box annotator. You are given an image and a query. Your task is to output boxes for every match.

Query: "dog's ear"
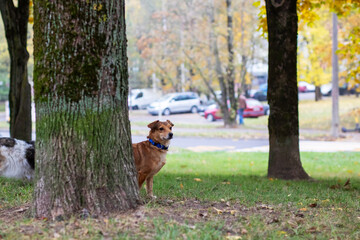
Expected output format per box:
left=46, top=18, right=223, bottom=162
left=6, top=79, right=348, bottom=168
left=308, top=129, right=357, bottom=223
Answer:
left=148, top=120, right=160, bottom=129
left=166, top=120, right=174, bottom=127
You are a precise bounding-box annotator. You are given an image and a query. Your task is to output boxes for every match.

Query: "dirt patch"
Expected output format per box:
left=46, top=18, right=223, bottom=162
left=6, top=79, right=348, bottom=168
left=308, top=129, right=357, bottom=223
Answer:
left=0, top=199, right=352, bottom=239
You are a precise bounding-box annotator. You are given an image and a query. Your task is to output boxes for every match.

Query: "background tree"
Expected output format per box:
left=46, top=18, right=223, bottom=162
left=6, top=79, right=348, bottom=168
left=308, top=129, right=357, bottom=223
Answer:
left=0, top=0, right=32, bottom=141
left=33, top=0, right=140, bottom=218
left=126, top=0, right=266, bottom=127
left=265, top=0, right=309, bottom=180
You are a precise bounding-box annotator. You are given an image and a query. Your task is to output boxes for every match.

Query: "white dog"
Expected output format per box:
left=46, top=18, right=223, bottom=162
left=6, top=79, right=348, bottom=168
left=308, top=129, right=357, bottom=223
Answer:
left=0, top=138, right=35, bottom=180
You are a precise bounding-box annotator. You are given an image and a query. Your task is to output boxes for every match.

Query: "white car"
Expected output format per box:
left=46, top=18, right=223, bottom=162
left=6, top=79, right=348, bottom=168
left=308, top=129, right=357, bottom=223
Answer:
left=147, top=92, right=201, bottom=116
left=128, top=89, right=161, bottom=110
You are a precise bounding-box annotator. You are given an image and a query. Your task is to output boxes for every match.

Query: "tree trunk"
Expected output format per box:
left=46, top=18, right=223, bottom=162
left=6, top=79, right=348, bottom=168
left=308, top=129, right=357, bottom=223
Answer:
left=0, top=0, right=32, bottom=142
left=265, top=0, right=309, bottom=180
left=225, top=0, right=237, bottom=127
left=315, top=86, right=322, bottom=101
left=33, top=0, right=140, bottom=219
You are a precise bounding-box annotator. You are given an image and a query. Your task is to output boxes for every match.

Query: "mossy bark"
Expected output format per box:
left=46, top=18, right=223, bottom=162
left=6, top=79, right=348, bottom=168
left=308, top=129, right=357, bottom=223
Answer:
left=265, top=0, right=309, bottom=180
left=0, top=0, right=32, bottom=142
left=33, top=0, right=140, bottom=218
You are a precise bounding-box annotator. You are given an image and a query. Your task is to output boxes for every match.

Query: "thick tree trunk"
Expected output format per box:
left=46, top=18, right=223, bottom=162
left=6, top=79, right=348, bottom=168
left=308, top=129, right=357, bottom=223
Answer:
left=0, top=0, right=32, bottom=142
left=33, top=0, right=140, bottom=219
left=265, top=0, right=309, bottom=180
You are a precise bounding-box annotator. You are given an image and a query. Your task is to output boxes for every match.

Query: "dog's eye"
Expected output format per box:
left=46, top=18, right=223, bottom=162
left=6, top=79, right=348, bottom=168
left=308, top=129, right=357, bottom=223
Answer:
left=170, top=127, right=172, bottom=130
left=159, top=127, right=164, bottom=131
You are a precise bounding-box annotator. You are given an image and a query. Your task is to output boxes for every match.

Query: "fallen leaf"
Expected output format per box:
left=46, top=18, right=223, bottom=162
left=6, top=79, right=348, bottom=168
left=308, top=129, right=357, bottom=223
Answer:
left=226, top=236, right=242, bottom=240
left=309, top=203, right=317, bottom=208
left=299, top=208, right=308, bottom=211
left=213, top=207, right=223, bottom=214
left=230, top=210, right=236, bottom=215
left=198, top=212, right=207, bottom=218
left=180, top=183, right=184, bottom=189
left=287, top=220, right=298, bottom=228
left=194, top=178, right=202, bottom=182
left=306, top=226, right=317, bottom=233
left=241, top=229, right=248, bottom=235
left=344, top=178, right=351, bottom=187
left=330, top=184, right=340, bottom=189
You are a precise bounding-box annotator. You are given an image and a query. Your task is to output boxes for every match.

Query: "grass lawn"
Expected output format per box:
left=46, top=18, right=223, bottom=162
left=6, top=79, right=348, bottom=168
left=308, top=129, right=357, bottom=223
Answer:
left=1, top=151, right=359, bottom=239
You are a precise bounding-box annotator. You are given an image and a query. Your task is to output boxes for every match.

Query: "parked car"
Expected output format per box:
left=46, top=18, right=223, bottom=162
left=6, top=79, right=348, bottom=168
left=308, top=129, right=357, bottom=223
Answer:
left=128, top=89, right=161, bottom=110
left=147, top=92, right=201, bottom=116
left=203, top=98, right=265, bottom=122
left=298, top=81, right=316, bottom=92
left=262, top=103, right=270, bottom=115
left=251, top=91, right=267, bottom=101
left=320, top=84, right=348, bottom=96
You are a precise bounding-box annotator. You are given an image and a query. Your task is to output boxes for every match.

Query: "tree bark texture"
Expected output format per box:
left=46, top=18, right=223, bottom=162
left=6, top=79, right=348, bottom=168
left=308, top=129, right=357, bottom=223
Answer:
left=0, top=0, right=32, bottom=142
left=265, top=0, right=309, bottom=180
left=33, top=0, right=140, bottom=219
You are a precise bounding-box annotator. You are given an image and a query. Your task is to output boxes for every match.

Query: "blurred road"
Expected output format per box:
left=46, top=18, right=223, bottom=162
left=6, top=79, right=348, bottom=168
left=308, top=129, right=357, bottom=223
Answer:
left=132, top=135, right=360, bottom=153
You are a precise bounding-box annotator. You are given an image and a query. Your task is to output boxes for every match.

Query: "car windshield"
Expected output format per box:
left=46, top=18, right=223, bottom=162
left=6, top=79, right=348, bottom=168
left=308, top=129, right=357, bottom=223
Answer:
left=154, top=94, right=174, bottom=102
left=206, top=104, right=218, bottom=110
left=246, top=99, right=261, bottom=107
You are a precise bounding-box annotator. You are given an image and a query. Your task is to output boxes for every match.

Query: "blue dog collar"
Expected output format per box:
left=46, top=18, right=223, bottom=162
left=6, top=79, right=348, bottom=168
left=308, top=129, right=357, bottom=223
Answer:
left=149, top=138, right=169, bottom=150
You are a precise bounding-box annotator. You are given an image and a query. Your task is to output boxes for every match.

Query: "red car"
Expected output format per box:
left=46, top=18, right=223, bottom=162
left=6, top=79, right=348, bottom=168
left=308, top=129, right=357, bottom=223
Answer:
left=203, top=98, right=265, bottom=122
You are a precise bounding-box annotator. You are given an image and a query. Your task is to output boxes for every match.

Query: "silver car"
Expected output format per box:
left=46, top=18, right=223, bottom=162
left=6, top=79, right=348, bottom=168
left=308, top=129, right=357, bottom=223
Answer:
left=147, top=92, right=201, bottom=116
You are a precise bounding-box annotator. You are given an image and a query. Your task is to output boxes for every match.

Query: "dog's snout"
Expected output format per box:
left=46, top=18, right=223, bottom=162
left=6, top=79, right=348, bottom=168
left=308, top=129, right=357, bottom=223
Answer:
left=168, top=132, right=173, bottom=139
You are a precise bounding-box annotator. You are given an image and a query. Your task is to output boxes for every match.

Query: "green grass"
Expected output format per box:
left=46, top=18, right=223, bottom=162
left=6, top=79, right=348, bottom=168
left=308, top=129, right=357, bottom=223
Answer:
left=153, top=152, right=360, bottom=205
left=0, top=151, right=359, bottom=239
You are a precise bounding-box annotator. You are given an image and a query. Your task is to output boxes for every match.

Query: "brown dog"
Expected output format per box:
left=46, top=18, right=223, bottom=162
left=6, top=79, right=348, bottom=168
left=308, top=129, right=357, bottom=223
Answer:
left=132, top=120, right=174, bottom=198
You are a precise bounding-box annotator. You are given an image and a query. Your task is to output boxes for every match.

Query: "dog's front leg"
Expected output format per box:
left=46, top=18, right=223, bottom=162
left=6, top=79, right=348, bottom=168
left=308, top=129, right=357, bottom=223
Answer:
left=138, top=173, right=147, bottom=189
left=146, top=176, right=155, bottom=198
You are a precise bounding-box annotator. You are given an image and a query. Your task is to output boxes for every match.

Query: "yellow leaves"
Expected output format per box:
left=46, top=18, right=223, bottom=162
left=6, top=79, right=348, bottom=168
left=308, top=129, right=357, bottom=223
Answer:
left=277, top=231, right=287, bottom=236
left=193, top=178, right=202, bottom=182
left=180, top=183, right=184, bottom=189
left=229, top=210, right=236, bottom=215
left=299, top=208, right=308, bottom=212
left=253, top=1, right=261, bottom=8
left=213, top=207, right=223, bottom=214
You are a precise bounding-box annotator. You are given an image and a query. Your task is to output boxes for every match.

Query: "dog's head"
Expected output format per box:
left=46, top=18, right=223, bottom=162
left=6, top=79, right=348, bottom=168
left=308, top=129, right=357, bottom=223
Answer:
left=147, top=120, right=174, bottom=145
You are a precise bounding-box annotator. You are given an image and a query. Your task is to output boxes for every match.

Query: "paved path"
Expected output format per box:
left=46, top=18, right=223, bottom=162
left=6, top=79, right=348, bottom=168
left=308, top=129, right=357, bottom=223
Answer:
left=1, top=130, right=358, bottom=153
left=132, top=135, right=360, bottom=153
